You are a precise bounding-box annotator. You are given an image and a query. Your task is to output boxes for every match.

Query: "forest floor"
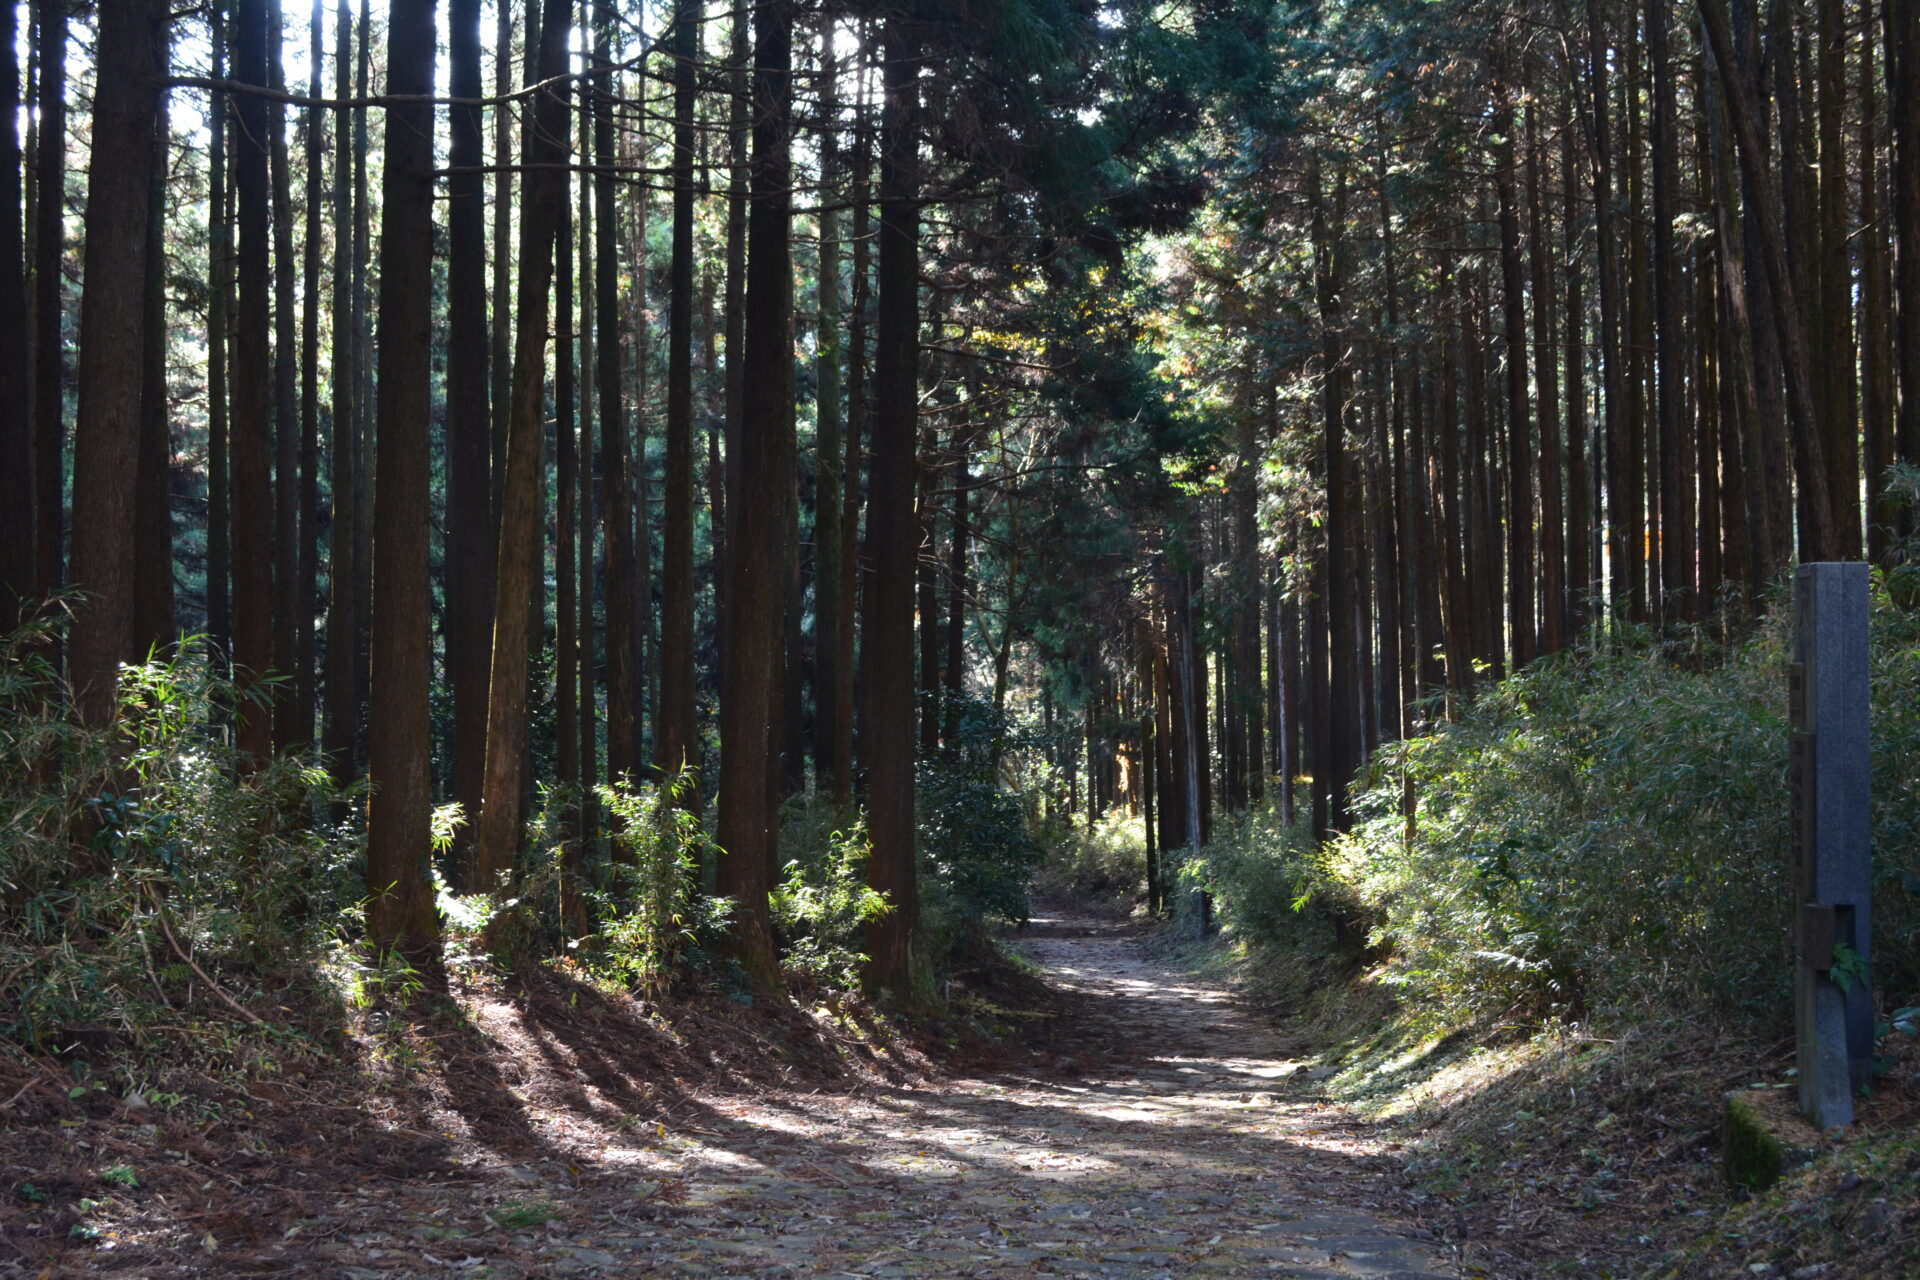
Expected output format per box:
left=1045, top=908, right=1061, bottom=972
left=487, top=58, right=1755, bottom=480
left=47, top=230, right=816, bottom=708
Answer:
left=3, top=912, right=1463, bottom=1279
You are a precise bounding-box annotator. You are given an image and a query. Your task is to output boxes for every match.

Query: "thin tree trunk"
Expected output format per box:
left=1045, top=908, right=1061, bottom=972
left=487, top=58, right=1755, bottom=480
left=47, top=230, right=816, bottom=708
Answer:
left=862, top=13, right=922, bottom=1000
left=577, top=83, right=598, bottom=834
left=295, top=0, right=324, bottom=742
left=1865, top=8, right=1895, bottom=564
left=269, top=0, right=300, bottom=747
left=1526, top=86, right=1564, bottom=653
left=1494, top=64, right=1534, bottom=664
left=1816, top=0, right=1860, bottom=556
left=231, top=0, right=276, bottom=761
left=659, top=0, right=702, bottom=793
left=134, top=53, right=174, bottom=657
left=1314, top=159, right=1357, bottom=834
left=597, top=0, right=637, bottom=785
left=813, top=14, right=846, bottom=796
left=491, top=0, right=513, bottom=524
left=1651, top=0, right=1695, bottom=621
left=447, top=0, right=492, bottom=875
left=836, top=51, right=872, bottom=808
left=718, top=5, right=749, bottom=673
left=321, top=0, right=358, bottom=788
left=1894, top=0, right=1920, bottom=483
left=30, top=0, right=64, bottom=611
left=0, top=0, right=28, bottom=623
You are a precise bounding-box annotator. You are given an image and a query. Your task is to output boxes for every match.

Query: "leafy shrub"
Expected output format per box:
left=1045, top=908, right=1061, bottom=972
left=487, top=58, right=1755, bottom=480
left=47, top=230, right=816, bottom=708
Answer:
left=1176, top=801, right=1351, bottom=945
left=594, top=773, right=726, bottom=991
left=1329, top=580, right=1920, bottom=1030
left=771, top=797, right=890, bottom=990
left=0, top=605, right=358, bottom=1048
left=917, top=692, right=1044, bottom=952
left=1033, top=812, right=1149, bottom=908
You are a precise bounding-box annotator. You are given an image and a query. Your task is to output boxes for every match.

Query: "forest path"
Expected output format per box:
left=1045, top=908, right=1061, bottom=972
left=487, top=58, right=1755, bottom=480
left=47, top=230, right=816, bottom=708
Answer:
left=495, top=914, right=1458, bottom=1279
left=205, top=917, right=1458, bottom=1280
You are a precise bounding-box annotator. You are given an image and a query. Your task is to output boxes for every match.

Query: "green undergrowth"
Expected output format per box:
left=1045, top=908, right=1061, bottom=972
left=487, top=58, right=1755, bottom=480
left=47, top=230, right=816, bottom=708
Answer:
left=1154, top=570, right=1920, bottom=1276
left=1662, top=1123, right=1920, bottom=1278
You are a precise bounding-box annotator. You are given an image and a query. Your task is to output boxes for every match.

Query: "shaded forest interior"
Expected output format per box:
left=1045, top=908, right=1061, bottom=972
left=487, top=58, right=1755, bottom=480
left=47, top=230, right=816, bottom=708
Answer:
left=11, top=0, right=1920, bottom=1273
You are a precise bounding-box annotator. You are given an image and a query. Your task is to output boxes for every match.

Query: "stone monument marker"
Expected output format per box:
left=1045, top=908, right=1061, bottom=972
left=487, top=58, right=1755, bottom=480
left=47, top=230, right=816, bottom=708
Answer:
left=1790, top=562, right=1871, bottom=1129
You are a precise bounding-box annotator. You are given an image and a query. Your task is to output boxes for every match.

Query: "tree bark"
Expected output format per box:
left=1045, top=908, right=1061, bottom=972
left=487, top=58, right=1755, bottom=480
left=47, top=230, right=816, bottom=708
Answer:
left=364, top=0, right=444, bottom=955
left=231, top=0, right=277, bottom=761
left=69, top=0, right=168, bottom=726
left=717, top=0, right=797, bottom=990
left=1493, top=64, right=1534, bottom=665
left=813, top=15, right=847, bottom=797
left=0, top=0, right=28, bottom=624
left=321, top=0, right=359, bottom=790
left=597, top=0, right=637, bottom=785
left=862, top=13, right=922, bottom=1000
left=1700, top=0, right=1838, bottom=559
left=133, top=44, right=174, bottom=658
left=269, top=0, right=300, bottom=746
left=474, top=0, right=570, bottom=886
left=660, top=0, right=702, bottom=794
left=31, top=0, right=65, bottom=611
left=447, top=0, right=492, bottom=876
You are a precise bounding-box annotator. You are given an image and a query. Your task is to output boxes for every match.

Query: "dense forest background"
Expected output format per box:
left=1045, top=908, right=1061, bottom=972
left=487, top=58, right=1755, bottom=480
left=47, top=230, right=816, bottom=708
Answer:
left=9, top=0, right=1920, bottom=1042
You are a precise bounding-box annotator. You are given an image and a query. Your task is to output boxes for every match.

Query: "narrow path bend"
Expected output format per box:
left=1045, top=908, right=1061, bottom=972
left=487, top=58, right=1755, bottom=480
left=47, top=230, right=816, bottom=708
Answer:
left=595, top=915, right=1458, bottom=1278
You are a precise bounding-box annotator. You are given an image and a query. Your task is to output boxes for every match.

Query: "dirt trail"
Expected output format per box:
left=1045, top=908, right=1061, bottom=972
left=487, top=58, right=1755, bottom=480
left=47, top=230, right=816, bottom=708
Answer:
left=464, top=916, right=1453, bottom=1278
left=67, top=917, right=1456, bottom=1279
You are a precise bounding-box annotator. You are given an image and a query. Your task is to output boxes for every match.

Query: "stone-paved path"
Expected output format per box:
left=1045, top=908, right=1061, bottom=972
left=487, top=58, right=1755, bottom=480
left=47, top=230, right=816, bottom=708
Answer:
left=564, top=915, right=1458, bottom=1278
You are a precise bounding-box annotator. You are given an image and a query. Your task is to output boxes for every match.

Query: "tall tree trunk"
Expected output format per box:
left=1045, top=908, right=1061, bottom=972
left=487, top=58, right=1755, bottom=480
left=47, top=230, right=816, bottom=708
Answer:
left=659, top=0, right=702, bottom=793
left=490, top=0, right=513, bottom=524
left=474, top=0, right=570, bottom=885
left=917, top=453, right=940, bottom=754
left=1700, top=0, right=1839, bottom=558
left=577, top=89, right=598, bottom=833
left=862, top=13, right=922, bottom=1000
left=1816, top=0, right=1860, bottom=556
left=718, top=5, right=749, bottom=673
left=1864, top=6, right=1896, bottom=564
left=207, top=1, right=233, bottom=662
left=69, top=0, right=168, bottom=726
left=597, top=0, right=637, bottom=785
left=134, top=50, right=173, bottom=657
left=269, top=0, right=300, bottom=746
left=447, top=0, right=491, bottom=875
left=813, top=15, right=846, bottom=797
left=231, top=0, right=277, bottom=761
left=1562, top=83, right=1593, bottom=630
left=322, top=0, right=358, bottom=788
left=30, top=0, right=64, bottom=611
left=1494, top=64, right=1534, bottom=664
left=1313, top=159, right=1357, bottom=834
left=1889, top=0, right=1920, bottom=487
left=1586, top=0, right=1626, bottom=625
left=836, top=56, right=872, bottom=808
left=1650, top=0, right=1694, bottom=621
left=364, top=0, right=445, bottom=955
left=717, top=0, right=797, bottom=990
left=0, top=0, right=28, bottom=623
left=1526, top=87, right=1564, bottom=652
left=296, top=0, right=324, bottom=741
